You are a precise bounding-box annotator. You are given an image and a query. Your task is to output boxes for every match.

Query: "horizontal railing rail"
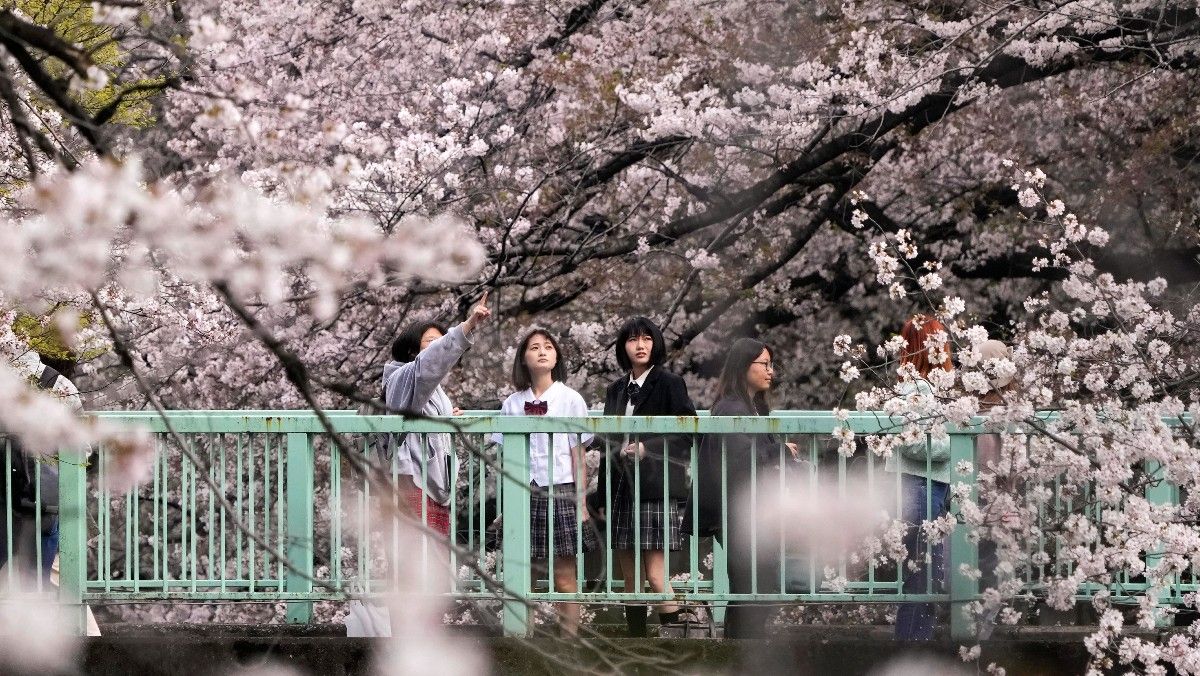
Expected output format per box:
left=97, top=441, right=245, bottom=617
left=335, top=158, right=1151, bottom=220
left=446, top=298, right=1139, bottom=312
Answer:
left=22, top=411, right=1188, bottom=637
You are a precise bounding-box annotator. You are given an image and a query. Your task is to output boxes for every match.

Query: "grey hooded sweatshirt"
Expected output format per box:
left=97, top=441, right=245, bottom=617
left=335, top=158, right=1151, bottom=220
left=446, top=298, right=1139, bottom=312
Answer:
left=381, top=323, right=472, bottom=505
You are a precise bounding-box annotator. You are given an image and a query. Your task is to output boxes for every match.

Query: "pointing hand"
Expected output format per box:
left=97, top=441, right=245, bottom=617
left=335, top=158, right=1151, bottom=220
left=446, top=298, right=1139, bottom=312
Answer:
left=463, top=290, right=492, bottom=334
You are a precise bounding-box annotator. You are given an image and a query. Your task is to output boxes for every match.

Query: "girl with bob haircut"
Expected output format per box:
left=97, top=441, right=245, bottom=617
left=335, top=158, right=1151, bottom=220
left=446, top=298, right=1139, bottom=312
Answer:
left=495, top=328, right=596, bottom=636
left=391, top=321, right=450, bottom=363
left=889, top=314, right=954, bottom=641
left=685, top=337, right=796, bottom=639
left=591, top=316, right=698, bottom=636
left=381, top=294, right=490, bottom=536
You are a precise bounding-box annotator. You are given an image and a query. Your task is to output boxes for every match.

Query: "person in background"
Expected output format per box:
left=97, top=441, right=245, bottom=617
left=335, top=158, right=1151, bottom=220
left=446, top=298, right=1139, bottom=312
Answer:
left=975, top=338, right=1017, bottom=639
left=2, top=350, right=82, bottom=584
left=888, top=315, right=954, bottom=641
left=382, top=292, right=490, bottom=536
left=591, top=316, right=698, bottom=636
left=976, top=338, right=1016, bottom=477
left=4, top=350, right=100, bottom=634
left=496, top=328, right=596, bottom=636
left=686, top=337, right=797, bottom=638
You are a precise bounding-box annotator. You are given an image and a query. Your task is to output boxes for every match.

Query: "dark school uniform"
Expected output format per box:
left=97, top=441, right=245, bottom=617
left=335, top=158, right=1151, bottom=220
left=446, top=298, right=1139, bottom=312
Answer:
left=591, top=367, right=697, bottom=551
left=684, top=395, right=784, bottom=638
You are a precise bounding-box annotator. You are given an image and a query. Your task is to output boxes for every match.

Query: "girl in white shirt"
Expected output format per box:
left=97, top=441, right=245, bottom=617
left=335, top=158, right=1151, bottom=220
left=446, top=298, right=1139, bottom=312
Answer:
left=497, top=328, right=597, bottom=636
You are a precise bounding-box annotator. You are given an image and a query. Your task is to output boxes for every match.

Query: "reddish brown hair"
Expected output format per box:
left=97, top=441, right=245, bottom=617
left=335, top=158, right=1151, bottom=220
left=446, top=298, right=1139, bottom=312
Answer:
left=899, top=315, right=953, bottom=378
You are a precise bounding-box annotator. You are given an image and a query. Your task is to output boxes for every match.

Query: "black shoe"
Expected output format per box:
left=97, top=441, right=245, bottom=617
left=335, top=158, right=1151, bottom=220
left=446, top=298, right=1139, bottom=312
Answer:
left=625, top=605, right=648, bottom=637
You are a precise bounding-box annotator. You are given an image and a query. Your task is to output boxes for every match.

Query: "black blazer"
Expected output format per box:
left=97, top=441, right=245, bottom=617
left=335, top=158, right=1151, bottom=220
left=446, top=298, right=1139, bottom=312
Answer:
left=590, top=367, right=697, bottom=509
left=683, top=396, right=779, bottom=538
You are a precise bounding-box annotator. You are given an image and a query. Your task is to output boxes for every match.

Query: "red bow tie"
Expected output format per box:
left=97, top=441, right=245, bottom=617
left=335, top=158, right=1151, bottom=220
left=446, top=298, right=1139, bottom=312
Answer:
left=524, top=400, right=548, bottom=415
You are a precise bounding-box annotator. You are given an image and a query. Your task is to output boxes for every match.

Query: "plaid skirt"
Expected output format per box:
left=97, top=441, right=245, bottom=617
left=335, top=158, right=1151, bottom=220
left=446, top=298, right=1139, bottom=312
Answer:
left=611, top=492, right=684, bottom=551
left=407, top=489, right=450, bottom=537
left=530, top=483, right=598, bottom=560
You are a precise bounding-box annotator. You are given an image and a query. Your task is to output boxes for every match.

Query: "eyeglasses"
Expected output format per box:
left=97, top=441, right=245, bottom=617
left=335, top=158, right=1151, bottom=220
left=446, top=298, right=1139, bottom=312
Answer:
left=751, top=361, right=776, bottom=371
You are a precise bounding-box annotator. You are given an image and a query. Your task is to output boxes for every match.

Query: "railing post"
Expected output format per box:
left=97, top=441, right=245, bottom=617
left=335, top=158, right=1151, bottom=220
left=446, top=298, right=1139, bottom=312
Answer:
left=500, top=433, right=530, bottom=637
left=58, top=448, right=88, bottom=634
left=1145, top=461, right=1174, bottom=628
left=285, top=433, right=314, bottom=623
left=712, top=538, right=729, bottom=627
left=949, top=432, right=978, bottom=641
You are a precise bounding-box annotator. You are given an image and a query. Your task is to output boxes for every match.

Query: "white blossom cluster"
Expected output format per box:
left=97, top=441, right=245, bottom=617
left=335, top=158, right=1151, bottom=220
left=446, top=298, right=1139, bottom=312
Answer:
left=1, top=158, right=484, bottom=491
left=833, top=169, right=1200, bottom=672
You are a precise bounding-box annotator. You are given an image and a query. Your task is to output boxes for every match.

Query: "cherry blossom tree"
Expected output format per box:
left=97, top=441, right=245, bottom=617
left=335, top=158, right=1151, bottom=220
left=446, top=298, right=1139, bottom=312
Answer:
left=0, top=0, right=1197, bottom=670
left=96, top=0, right=1196, bottom=411
left=837, top=166, right=1200, bottom=673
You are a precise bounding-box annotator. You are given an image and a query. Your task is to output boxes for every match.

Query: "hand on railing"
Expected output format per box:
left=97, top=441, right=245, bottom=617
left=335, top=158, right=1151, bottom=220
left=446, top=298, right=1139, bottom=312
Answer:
left=621, top=441, right=646, bottom=459
left=784, top=441, right=800, bottom=461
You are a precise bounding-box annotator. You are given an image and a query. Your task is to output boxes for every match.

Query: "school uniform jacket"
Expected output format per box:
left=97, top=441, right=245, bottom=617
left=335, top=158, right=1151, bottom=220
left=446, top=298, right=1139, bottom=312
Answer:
left=683, top=396, right=780, bottom=539
left=590, top=367, right=697, bottom=510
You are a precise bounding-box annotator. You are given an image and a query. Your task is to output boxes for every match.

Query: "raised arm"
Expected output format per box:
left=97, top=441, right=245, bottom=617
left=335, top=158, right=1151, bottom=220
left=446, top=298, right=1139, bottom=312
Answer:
left=385, top=293, right=491, bottom=412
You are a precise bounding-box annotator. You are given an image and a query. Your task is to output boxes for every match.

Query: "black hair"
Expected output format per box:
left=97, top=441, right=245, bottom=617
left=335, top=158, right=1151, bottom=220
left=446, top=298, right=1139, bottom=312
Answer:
left=714, top=337, right=772, bottom=415
left=391, top=321, right=449, bottom=362
left=614, top=316, right=666, bottom=372
left=511, top=328, right=568, bottom=391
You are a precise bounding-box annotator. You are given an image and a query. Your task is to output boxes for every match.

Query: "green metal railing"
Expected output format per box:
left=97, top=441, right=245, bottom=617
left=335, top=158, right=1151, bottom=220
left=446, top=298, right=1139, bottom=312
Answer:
left=16, top=410, right=1186, bottom=638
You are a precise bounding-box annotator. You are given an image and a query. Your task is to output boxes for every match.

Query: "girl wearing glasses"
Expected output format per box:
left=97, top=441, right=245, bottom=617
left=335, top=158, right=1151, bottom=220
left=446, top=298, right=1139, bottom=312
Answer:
left=590, top=316, right=698, bottom=636
left=495, top=328, right=596, bottom=636
left=686, top=337, right=796, bottom=638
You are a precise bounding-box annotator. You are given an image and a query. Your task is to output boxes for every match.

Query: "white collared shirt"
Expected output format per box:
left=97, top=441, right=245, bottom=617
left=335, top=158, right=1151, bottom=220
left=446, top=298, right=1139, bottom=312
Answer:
left=495, top=381, right=594, bottom=487
left=624, top=366, right=654, bottom=416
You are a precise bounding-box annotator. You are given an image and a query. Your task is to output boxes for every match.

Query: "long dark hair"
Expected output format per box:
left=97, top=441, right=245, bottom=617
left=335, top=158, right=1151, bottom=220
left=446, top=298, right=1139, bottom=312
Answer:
left=714, top=337, right=772, bottom=415
left=614, top=316, right=666, bottom=372
left=511, top=328, right=568, bottom=391
left=391, top=321, right=448, bottom=362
